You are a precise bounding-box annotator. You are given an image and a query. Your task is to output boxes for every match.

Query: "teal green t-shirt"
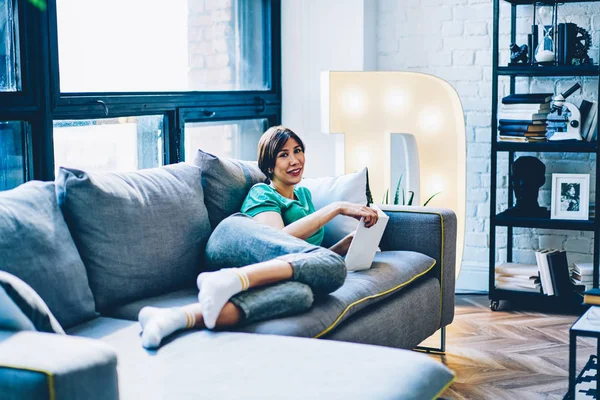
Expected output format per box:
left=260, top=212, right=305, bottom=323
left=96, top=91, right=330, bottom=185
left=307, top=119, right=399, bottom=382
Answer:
left=241, top=183, right=324, bottom=246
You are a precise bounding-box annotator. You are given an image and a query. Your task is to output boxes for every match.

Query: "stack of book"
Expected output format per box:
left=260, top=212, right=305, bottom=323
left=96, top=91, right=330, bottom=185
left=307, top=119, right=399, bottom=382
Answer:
left=498, top=93, right=551, bottom=143
left=583, top=288, right=600, bottom=305
left=495, top=263, right=540, bottom=292
left=591, top=203, right=596, bottom=219
left=571, top=262, right=594, bottom=291
left=534, top=249, right=571, bottom=296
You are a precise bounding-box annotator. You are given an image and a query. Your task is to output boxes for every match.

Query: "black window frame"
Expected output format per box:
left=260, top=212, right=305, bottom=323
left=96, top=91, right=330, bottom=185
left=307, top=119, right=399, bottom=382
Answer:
left=1, top=0, right=281, bottom=183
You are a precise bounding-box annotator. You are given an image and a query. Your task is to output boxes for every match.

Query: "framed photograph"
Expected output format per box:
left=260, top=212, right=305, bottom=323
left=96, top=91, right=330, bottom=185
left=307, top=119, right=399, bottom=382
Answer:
left=550, top=173, right=590, bottom=220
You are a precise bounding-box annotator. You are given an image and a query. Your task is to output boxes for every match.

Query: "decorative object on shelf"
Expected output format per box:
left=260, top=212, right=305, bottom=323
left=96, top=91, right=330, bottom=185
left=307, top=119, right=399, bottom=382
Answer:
left=550, top=173, right=590, bottom=220
left=533, top=3, right=557, bottom=65
left=509, top=43, right=529, bottom=65
left=556, top=23, right=592, bottom=66
left=548, top=83, right=583, bottom=141
left=504, top=156, right=549, bottom=218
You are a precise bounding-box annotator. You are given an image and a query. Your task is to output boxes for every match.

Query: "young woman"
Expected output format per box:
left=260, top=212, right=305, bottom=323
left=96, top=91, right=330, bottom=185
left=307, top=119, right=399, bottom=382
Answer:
left=138, top=126, right=378, bottom=349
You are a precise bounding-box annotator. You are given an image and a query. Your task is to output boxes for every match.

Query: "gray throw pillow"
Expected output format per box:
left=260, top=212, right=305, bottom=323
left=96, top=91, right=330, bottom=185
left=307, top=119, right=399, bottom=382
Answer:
left=56, top=163, right=211, bottom=311
left=191, top=150, right=267, bottom=230
left=0, top=181, right=97, bottom=328
left=0, top=271, right=65, bottom=334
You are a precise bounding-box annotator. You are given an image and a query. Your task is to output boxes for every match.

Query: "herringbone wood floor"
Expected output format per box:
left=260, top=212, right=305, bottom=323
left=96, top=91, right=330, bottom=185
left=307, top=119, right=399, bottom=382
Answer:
left=424, top=295, right=597, bottom=399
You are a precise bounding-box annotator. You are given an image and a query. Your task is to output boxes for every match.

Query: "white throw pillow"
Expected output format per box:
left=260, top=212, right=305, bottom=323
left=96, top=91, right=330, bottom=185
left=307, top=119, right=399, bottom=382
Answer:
left=298, top=168, right=370, bottom=247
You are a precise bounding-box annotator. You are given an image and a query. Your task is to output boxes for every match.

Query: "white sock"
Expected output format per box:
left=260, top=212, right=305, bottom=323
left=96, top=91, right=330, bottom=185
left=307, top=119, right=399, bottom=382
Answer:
left=138, top=307, right=195, bottom=349
left=196, top=268, right=249, bottom=329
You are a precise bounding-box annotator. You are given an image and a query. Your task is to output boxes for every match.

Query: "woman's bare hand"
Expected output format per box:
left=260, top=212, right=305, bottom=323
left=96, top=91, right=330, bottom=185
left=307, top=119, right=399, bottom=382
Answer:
left=337, top=202, right=379, bottom=228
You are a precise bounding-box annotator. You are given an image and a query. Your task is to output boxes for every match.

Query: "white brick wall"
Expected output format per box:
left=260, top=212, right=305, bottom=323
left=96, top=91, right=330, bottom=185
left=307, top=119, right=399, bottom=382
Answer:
left=376, top=0, right=600, bottom=291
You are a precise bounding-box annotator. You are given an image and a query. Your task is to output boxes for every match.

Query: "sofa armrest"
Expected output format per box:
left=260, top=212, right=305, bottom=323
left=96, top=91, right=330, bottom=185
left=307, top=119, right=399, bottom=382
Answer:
left=0, top=330, right=119, bottom=400
left=379, top=205, right=457, bottom=328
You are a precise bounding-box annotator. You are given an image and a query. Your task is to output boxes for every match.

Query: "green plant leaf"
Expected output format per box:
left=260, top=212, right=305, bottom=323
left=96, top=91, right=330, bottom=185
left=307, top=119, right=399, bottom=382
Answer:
left=393, top=175, right=402, bottom=205
left=423, top=191, right=442, bottom=207
left=27, top=0, right=47, bottom=11
left=382, top=189, right=389, bottom=204
left=407, top=191, right=415, bottom=206
left=384, top=189, right=389, bottom=205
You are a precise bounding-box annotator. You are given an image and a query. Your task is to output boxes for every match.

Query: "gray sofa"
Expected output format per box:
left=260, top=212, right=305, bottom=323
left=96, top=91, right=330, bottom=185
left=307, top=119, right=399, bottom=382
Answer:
left=0, top=158, right=457, bottom=399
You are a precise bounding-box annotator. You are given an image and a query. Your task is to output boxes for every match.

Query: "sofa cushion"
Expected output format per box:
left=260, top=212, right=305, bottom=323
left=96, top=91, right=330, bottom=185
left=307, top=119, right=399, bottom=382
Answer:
left=239, top=250, right=436, bottom=337
left=298, top=168, right=371, bottom=247
left=191, top=150, right=267, bottom=230
left=108, top=251, right=436, bottom=340
left=69, top=319, right=454, bottom=400
left=0, top=271, right=65, bottom=334
left=56, top=163, right=211, bottom=311
left=0, top=181, right=97, bottom=328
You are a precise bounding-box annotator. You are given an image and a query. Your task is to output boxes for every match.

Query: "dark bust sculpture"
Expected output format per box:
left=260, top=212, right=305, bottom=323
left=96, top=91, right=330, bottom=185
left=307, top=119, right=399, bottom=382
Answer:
left=504, top=156, right=549, bottom=218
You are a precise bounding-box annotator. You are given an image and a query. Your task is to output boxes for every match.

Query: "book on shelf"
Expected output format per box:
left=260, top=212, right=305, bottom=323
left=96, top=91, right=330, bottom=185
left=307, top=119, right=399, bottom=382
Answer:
left=546, top=251, right=571, bottom=297
left=499, top=119, right=546, bottom=126
left=583, top=288, right=600, bottom=306
left=498, top=112, right=549, bottom=122
left=535, top=249, right=554, bottom=295
left=526, top=137, right=548, bottom=143
left=586, top=106, right=598, bottom=142
left=579, top=101, right=596, bottom=140
left=495, top=283, right=541, bottom=293
left=502, top=93, right=553, bottom=105
left=498, top=135, right=529, bottom=142
left=496, top=276, right=540, bottom=290
left=498, top=124, right=546, bottom=133
left=495, top=263, right=539, bottom=276
left=501, top=104, right=551, bottom=113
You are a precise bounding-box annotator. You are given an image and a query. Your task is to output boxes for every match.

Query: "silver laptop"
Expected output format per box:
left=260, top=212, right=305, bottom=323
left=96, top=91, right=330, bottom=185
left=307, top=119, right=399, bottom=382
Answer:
left=344, top=205, right=389, bottom=272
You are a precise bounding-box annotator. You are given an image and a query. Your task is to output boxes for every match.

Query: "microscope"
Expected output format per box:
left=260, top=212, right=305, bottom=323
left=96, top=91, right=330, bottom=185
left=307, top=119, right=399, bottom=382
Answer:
left=548, top=83, right=582, bottom=141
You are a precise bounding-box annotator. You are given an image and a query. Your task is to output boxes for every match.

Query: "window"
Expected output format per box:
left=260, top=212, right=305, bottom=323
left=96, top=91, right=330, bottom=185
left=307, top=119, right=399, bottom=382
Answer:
left=1, top=0, right=279, bottom=190
left=53, top=116, right=164, bottom=174
left=0, top=0, right=21, bottom=91
left=0, top=121, right=28, bottom=190
left=184, top=118, right=267, bottom=161
left=56, top=0, right=268, bottom=92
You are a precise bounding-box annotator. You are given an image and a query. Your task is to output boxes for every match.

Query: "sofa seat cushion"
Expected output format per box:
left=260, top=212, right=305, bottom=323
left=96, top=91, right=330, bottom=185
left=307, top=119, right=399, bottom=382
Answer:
left=69, top=318, right=453, bottom=400
left=56, top=163, right=211, bottom=312
left=106, top=251, right=436, bottom=339
left=240, top=250, right=436, bottom=337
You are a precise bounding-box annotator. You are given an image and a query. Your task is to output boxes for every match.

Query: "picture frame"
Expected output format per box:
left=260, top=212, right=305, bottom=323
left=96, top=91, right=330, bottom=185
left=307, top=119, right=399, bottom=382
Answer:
left=550, top=173, right=590, bottom=220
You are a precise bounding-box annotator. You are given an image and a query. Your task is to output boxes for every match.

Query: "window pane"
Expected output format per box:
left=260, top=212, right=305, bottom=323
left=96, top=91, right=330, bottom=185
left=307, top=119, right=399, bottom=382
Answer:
left=0, top=121, right=26, bottom=190
left=184, top=118, right=267, bottom=161
left=56, top=0, right=268, bottom=92
left=53, top=115, right=164, bottom=174
left=0, top=0, right=21, bottom=91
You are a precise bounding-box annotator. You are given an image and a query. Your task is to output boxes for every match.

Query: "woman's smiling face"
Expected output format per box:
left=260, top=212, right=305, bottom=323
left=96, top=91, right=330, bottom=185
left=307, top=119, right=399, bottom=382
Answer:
left=271, top=138, right=305, bottom=186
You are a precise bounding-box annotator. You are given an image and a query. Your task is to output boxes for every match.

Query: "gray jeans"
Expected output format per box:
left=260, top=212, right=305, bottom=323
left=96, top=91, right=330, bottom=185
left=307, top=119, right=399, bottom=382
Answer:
left=204, top=213, right=346, bottom=324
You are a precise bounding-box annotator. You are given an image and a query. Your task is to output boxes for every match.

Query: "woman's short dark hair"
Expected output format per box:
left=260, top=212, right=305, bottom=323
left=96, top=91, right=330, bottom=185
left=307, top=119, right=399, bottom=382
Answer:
left=258, top=126, right=305, bottom=181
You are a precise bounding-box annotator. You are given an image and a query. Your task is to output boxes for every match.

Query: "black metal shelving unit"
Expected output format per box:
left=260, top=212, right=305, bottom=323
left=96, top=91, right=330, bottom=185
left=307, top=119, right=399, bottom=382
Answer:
left=489, top=0, right=600, bottom=311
